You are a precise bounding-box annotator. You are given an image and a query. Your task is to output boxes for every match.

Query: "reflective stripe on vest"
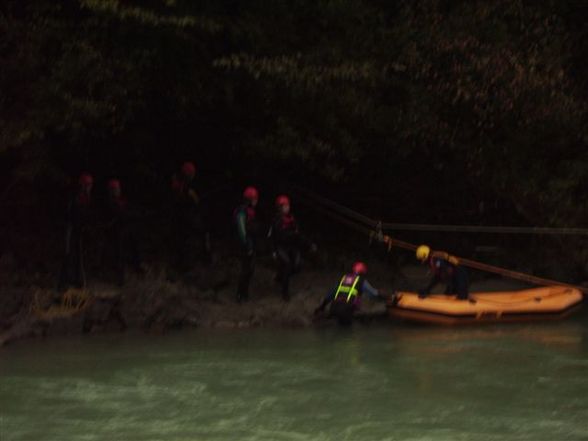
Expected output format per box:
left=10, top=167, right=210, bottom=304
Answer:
left=333, top=275, right=361, bottom=303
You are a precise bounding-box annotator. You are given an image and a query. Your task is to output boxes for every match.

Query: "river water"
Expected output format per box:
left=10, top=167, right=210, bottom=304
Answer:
left=1, top=312, right=587, bottom=441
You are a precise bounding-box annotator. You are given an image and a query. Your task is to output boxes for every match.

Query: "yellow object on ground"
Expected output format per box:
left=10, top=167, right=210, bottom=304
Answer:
left=388, top=286, right=583, bottom=325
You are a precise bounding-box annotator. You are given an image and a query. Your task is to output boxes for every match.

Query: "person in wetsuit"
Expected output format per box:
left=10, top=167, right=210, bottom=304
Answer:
left=170, top=161, right=212, bottom=273
left=314, top=262, right=386, bottom=326
left=234, top=186, right=259, bottom=303
left=416, top=244, right=469, bottom=300
left=268, top=195, right=317, bottom=301
left=103, top=178, right=142, bottom=286
left=58, top=173, right=94, bottom=291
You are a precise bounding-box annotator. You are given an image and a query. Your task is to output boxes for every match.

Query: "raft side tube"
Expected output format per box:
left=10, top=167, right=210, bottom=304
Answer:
left=387, top=286, right=583, bottom=325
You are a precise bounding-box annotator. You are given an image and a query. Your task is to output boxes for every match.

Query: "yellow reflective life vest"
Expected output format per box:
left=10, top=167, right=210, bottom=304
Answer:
left=333, top=274, right=361, bottom=303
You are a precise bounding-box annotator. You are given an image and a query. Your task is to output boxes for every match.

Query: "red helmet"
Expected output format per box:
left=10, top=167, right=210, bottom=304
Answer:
left=243, top=186, right=259, bottom=201
left=79, top=173, right=93, bottom=186
left=275, top=195, right=290, bottom=206
left=352, top=262, right=367, bottom=275
left=181, top=161, right=196, bottom=177
left=108, top=179, right=121, bottom=190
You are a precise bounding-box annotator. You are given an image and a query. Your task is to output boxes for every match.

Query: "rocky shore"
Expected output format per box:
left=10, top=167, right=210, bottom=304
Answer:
left=1, top=249, right=585, bottom=348
left=0, top=254, right=398, bottom=347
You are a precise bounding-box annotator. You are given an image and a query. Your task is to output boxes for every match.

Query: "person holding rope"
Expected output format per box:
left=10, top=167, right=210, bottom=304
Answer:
left=314, top=262, right=387, bottom=326
left=416, top=245, right=470, bottom=300
left=268, top=195, right=317, bottom=301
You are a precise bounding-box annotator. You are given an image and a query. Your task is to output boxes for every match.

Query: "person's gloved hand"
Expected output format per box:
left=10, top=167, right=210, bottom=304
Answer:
left=272, top=252, right=278, bottom=260
left=418, top=289, right=428, bottom=298
left=310, top=243, right=318, bottom=253
left=247, top=248, right=254, bottom=257
left=389, top=292, right=400, bottom=306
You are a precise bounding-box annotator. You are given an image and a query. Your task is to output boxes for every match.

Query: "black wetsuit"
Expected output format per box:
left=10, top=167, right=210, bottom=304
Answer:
left=104, top=195, right=141, bottom=286
left=268, top=213, right=311, bottom=300
left=171, top=175, right=211, bottom=271
left=316, top=274, right=381, bottom=326
left=58, top=191, right=91, bottom=291
left=234, top=203, right=258, bottom=302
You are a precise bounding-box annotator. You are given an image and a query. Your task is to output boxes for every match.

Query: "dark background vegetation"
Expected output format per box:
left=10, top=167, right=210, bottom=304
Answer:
left=1, top=0, right=587, bottom=281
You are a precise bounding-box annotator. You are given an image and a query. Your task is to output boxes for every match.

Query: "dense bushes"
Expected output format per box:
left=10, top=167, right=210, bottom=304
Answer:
left=1, top=1, right=587, bottom=257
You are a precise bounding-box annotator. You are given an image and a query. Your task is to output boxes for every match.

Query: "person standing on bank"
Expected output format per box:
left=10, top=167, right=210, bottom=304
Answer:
left=58, top=173, right=94, bottom=291
left=234, top=186, right=260, bottom=303
left=170, top=161, right=212, bottom=274
left=104, top=178, right=142, bottom=286
left=268, top=195, right=317, bottom=301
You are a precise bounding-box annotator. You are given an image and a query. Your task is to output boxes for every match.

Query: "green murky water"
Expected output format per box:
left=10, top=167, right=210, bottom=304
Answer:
left=1, top=314, right=587, bottom=441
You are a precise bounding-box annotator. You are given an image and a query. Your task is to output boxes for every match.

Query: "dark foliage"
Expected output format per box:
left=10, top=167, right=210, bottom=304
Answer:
left=1, top=0, right=587, bottom=270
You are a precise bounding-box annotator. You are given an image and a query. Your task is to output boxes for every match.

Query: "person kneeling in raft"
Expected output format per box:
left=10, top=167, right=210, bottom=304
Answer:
left=416, top=245, right=470, bottom=300
left=313, top=262, right=389, bottom=326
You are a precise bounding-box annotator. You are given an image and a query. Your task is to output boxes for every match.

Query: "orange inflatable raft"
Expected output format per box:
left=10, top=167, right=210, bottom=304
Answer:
left=387, top=286, right=583, bottom=325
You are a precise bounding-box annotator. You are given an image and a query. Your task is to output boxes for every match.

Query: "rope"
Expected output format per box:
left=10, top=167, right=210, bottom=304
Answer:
left=293, top=186, right=588, bottom=295
left=291, top=185, right=377, bottom=228
left=291, top=184, right=588, bottom=236
left=382, top=222, right=588, bottom=236
left=458, top=257, right=587, bottom=294
left=295, top=193, right=375, bottom=237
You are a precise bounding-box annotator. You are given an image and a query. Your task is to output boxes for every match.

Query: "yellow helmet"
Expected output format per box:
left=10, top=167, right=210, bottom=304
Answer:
left=416, top=245, right=430, bottom=262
